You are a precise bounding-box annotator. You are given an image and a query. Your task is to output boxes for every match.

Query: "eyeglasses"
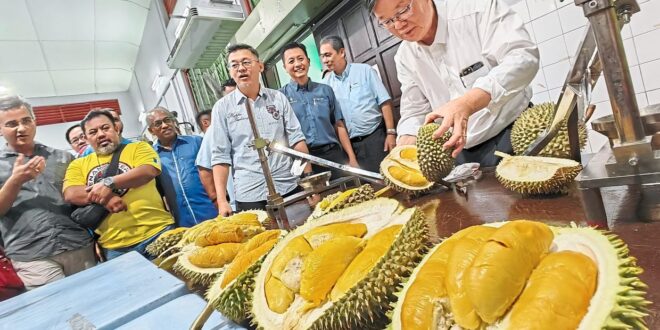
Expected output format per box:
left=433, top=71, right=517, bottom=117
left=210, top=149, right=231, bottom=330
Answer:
left=70, top=133, right=85, bottom=145
left=378, top=0, right=414, bottom=28
left=228, top=59, right=257, bottom=71
left=152, top=117, right=175, bottom=128
left=3, top=117, right=34, bottom=129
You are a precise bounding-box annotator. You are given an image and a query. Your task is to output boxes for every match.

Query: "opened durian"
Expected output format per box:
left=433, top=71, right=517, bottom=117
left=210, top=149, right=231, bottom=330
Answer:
left=390, top=220, right=651, bottom=330
left=311, top=184, right=376, bottom=219
left=380, top=145, right=434, bottom=194
left=168, top=210, right=269, bottom=286
left=251, top=198, right=429, bottom=330
left=511, top=102, right=587, bottom=158
left=495, top=151, right=582, bottom=195
left=416, top=123, right=455, bottom=182
left=206, top=229, right=287, bottom=323
left=146, top=227, right=187, bottom=257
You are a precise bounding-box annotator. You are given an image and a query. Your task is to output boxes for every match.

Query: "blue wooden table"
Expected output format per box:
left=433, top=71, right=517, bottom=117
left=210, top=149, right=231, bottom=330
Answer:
left=0, top=252, right=244, bottom=330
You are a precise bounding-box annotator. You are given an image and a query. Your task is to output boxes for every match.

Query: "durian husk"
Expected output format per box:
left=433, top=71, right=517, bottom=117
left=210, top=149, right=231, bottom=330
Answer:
left=495, top=151, right=582, bottom=195
left=311, top=184, right=376, bottom=219
left=146, top=227, right=187, bottom=257
left=380, top=157, right=434, bottom=195
left=416, top=123, right=455, bottom=182
left=251, top=198, right=429, bottom=330
left=172, top=244, right=226, bottom=287
left=206, top=230, right=287, bottom=323
left=511, top=102, right=587, bottom=158
left=389, top=221, right=651, bottom=330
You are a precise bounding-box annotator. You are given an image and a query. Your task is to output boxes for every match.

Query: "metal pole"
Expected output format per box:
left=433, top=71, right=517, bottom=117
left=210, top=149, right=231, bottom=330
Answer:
left=244, top=99, right=279, bottom=198
left=581, top=0, right=646, bottom=143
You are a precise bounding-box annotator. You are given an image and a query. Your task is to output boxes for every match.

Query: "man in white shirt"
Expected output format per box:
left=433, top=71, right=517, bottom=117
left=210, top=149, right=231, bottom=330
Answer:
left=368, top=0, right=539, bottom=166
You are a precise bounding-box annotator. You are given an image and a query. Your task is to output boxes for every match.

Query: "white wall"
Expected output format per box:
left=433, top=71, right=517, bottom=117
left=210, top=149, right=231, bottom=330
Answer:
left=511, top=0, right=660, bottom=154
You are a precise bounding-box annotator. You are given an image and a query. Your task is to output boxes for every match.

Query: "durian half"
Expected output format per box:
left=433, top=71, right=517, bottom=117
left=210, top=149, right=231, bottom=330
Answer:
left=494, top=151, right=582, bottom=195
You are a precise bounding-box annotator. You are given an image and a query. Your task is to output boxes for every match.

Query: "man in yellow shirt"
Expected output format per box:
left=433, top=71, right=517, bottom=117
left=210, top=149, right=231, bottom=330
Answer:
left=63, top=109, right=174, bottom=260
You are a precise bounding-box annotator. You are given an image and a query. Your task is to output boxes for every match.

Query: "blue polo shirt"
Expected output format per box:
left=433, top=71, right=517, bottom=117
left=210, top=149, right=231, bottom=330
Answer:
left=280, top=80, right=343, bottom=148
left=325, top=63, right=391, bottom=138
left=154, top=135, right=218, bottom=227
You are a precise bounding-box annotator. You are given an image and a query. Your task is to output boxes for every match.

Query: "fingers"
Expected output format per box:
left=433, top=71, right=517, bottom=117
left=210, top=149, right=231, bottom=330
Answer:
left=433, top=116, right=452, bottom=140
left=14, top=154, right=25, bottom=167
left=443, top=117, right=464, bottom=149
left=425, top=112, right=442, bottom=124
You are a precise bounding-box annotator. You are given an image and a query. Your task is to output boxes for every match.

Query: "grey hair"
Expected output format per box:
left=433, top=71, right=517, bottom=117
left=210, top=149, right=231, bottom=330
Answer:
left=145, top=106, right=172, bottom=126
left=0, top=94, right=35, bottom=119
left=365, top=0, right=377, bottom=11
left=319, top=35, right=345, bottom=52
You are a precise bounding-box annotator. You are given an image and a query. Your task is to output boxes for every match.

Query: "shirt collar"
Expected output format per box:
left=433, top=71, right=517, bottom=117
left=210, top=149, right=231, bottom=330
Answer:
left=333, top=63, right=352, bottom=80
left=235, top=85, right=267, bottom=105
left=153, top=135, right=184, bottom=151
left=294, top=79, right=314, bottom=91
left=0, top=142, right=49, bottom=157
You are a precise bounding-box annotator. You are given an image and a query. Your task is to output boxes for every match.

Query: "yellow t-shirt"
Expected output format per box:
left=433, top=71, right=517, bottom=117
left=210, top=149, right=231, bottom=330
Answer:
left=63, top=141, right=174, bottom=249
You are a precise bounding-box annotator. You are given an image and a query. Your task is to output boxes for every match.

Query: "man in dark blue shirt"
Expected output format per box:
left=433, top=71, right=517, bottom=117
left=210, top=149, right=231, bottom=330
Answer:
left=279, top=42, right=358, bottom=179
left=147, top=107, right=218, bottom=227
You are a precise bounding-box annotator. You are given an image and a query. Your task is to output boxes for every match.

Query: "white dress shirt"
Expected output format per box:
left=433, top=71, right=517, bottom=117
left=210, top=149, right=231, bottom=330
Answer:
left=395, top=0, right=539, bottom=148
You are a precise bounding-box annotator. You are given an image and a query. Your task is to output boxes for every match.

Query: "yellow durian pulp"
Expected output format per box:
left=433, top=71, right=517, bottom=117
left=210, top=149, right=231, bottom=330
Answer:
left=303, top=223, right=367, bottom=249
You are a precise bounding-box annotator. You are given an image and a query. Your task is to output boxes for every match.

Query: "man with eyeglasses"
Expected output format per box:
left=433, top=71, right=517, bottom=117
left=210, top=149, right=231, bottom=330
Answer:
left=279, top=42, right=358, bottom=179
left=0, top=94, right=95, bottom=290
left=367, top=0, right=539, bottom=166
left=79, top=108, right=131, bottom=157
left=208, top=44, right=316, bottom=216
left=319, top=36, right=396, bottom=173
left=65, top=124, right=88, bottom=157
left=147, top=107, right=218, bottom=227
left=63, top=109, right=174, bottom=260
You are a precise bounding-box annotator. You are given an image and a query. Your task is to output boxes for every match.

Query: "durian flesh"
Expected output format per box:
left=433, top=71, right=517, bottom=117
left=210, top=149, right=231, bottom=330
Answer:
left=495, top=152, right=582, bottom=195
left=389, top=220, right=651, bottom=330
left=251, top=198, right=428, bottom=330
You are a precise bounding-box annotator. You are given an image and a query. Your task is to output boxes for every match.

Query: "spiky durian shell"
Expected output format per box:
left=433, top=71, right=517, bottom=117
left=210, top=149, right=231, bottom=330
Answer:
left=173, top=244, right=225, bottom=287
left=251, top=198, right=429, bottom=330
left=511, top=102, right=587, bottom=158
left=380, top=158, right=434, bottom=195
left=146, top=227, right=187, bottom=257
left=495, top=153, right=582, bottom=195
left=311, top=185, right=377, bottom=219
left=416, top=124, right=455, bottom=182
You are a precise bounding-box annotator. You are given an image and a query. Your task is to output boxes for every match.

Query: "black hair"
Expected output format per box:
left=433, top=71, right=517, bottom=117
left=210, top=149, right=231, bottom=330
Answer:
left=221, top=78, right=236, bottom=90
left=280, top=42, right=308, bottom=62
left=227, top=43, right=260, bottom=59
left=196, top=110, right=212, bottom=127
left=365, top=0, right=377, bottom=11
left=65, top=124, right=82, bottom=144
left=319, top=35, right=345, bottom=52
left=81, top=109, right=116, bottom=133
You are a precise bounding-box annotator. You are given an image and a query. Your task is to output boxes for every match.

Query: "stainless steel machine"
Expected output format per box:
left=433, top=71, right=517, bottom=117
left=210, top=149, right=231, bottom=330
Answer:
left=524, top=0, right=660, bottom=228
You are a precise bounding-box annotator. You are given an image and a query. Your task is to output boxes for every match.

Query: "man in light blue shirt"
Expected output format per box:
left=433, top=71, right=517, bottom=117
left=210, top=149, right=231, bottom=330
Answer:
left=147, top=107, right=218, bottom=227
left=196, top=125, right=236, bottom=212
left=209, top=44, right=315, bottom=216
left=320, top=36, right=397, bottom=172
left=279, top=42, right=358, bottom=180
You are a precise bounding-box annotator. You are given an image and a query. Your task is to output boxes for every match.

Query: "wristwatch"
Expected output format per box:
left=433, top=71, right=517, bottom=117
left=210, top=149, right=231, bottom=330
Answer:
left=102, top=177, right=116, bottom=190
left=386, top=128, right=397, bottom=135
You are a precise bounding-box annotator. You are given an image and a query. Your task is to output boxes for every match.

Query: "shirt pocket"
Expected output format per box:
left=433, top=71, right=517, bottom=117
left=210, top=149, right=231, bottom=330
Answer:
left=459, top=61, right=490, bottom=89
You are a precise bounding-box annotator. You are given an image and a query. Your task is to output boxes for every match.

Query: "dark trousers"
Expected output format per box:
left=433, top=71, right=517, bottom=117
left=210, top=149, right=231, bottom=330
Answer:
left=235, top=186, right=303, bottom=212
left=351, top=127, right=388, bottom=173
left=309, top=143, right=347, bottom=180
left=456, top=123, right=514, bottom=167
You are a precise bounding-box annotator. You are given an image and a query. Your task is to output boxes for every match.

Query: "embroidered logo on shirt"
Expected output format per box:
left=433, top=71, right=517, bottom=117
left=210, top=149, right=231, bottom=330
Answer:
left=266, top=105, right=280, bottom=120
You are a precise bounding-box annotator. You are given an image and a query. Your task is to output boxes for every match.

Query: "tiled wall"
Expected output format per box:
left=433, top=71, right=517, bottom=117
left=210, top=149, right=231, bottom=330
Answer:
left=509, top=0, right=660, bottom=154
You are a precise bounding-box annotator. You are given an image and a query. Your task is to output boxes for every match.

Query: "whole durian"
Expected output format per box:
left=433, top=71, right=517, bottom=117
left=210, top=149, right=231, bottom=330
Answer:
left=146, top=227, right=187, bottom=257
left=511, top=102, right=587, bottom=158
left=416, top=123, right=455, bottom=182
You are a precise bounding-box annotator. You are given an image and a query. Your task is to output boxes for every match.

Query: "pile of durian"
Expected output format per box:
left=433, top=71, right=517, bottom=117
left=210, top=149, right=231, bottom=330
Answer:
left=309, top=184, right=375, bottom=219
left=380, top=123, right=455, bottom=194
left=390, top=220, right=651, bottom=330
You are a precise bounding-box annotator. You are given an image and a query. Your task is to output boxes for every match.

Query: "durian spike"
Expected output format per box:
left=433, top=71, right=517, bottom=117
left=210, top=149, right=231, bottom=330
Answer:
left=494, top=151, right=511, bottom=159
left=157, top=245, right=181, bottom=260
left=190, top=301, right=215, bottom=330
left=158, top=251, right=184, bottom=269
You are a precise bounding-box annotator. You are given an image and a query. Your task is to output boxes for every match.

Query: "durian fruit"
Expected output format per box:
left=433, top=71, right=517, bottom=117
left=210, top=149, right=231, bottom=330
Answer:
left=511, top=102, right=587, bottom=158
left=146, top=227, right=187, bottom=257
left=188, top=243, right=243, bottom=268
left=303, top=223, right=367, bottom=249
left=311, top=184, right=376, bottom=219
left=195, top=224, right=245, bottom=247
left=205, top=229, right=287, bottom=323
left=251, top=198, right=429, bottom=330
left=495, top=151, right=583, bottom=195
left=173, top=243, right=242, bottom=287
left=380, top=146, right=434, bottom=195
left=416, top=123, right=455, bottom=182
left=389, top=220, right=651, bottom=330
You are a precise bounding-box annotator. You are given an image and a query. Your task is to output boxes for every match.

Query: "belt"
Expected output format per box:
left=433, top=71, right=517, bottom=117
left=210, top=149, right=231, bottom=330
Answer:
left=309, top=143, right=338, bottom=153
left=350, top=132, right=374, bottom=143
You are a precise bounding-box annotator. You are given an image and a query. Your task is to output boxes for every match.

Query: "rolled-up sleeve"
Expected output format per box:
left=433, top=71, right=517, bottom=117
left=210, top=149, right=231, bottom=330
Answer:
left=472, top=0, right=539, bottom=113
left=196, top=130, right=213, bottom=169
left=210, top=101, right=233, bottom=166
left=282, top=94, right=306, bottom=146
left=395, top=51, right=433, bottom=137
